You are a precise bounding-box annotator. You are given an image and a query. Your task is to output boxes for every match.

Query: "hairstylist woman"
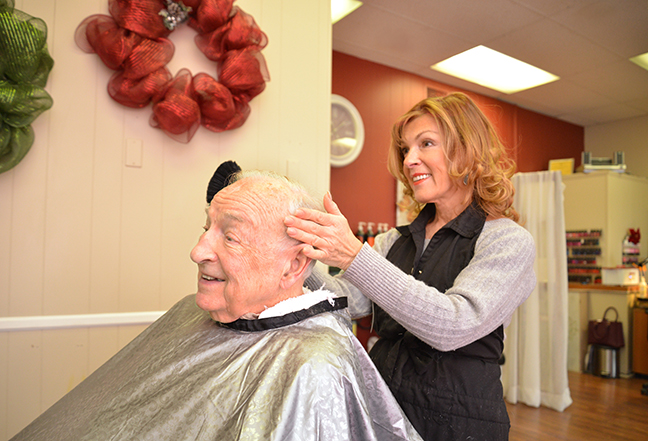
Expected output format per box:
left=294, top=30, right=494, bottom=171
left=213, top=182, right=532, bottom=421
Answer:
left=285, top=92, right=536, bottom=440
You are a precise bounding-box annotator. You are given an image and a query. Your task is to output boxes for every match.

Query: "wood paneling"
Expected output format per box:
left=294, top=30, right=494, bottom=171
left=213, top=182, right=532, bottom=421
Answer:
left=516, top=106, right=584, bottom=173
left=331, top=52, right=418, bottom=233
left=0, top=1, right=332, bottom=439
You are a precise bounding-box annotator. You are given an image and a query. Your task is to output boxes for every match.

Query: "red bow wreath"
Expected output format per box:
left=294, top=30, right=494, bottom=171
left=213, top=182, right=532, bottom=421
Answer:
left=628, top=228, right=641, bottom=245
left=75, top=0, right=269, bottom=143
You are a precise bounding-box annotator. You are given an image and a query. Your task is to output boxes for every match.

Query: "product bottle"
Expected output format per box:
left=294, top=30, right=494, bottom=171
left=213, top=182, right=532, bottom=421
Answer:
left=356, top=222, right=366, bottom=243
left=366, top=222, right=375, bottom=246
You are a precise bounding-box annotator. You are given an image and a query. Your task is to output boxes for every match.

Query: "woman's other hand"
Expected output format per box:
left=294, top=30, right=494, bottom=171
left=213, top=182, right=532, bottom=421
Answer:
left=285, top=192, right=363, bottom=270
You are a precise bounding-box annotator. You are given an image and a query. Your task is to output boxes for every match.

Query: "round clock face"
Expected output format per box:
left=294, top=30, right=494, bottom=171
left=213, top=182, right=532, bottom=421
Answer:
left=330, top=94, right=364, bottom=167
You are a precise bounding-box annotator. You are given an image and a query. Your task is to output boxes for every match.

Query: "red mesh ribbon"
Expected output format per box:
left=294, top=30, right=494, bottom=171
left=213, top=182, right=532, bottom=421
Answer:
left=78, top=15, right=143, bottom=69
left=219, top=50, right=267, bottom=101
left=195, top=7, right=267, bottom=61
left=186, top=0, right=234, bottom=34
left=109, top=0, right=171, bottom=40
left=75, top=0, right=269, bottom=143
left=193, top=73, right=236, bottom=132
left=122, top=38, right=174, bottom=79
left=151, top=69, right=201, bottom=142
left=108, top=67, right=172, bottom=107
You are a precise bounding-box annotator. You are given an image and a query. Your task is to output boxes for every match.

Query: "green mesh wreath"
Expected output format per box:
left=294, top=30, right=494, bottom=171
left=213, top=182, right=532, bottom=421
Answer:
left=0, top=0, right=54, bottom=174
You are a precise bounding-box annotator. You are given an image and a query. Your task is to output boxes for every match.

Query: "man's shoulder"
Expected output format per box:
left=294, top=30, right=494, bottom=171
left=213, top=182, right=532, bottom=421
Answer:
left=267, top=311, right=358, bottom=367
left=271, top=310, right=353, bottom=350
left=149, top=294, right=208, bottom=328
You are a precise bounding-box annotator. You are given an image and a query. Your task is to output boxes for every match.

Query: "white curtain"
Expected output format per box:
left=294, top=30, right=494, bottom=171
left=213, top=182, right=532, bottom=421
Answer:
left=502, top=171, right=572, bottom=412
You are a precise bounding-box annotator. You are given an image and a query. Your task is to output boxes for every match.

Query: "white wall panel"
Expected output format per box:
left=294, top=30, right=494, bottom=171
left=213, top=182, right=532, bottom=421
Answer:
left=0, top=184, right=10, bottom=318
left=41, top=329, right=90, bottom=411
left=0, top=0, right=331, bottom=438
left=6, top=332, right=42, bottom=438
left=0, top=334, right=7, bottom=436
left=88, top=93, right=124, bottom=314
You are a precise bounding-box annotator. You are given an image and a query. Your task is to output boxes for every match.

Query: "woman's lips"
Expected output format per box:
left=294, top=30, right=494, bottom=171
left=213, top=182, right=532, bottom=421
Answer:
left=411, top=173, right=431, bottom=185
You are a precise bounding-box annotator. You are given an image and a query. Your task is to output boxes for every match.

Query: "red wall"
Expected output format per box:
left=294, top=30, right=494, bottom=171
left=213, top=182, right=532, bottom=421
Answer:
left=331, top=51, right=584, bottom=232
left=515, top=107, right=584, bottom=173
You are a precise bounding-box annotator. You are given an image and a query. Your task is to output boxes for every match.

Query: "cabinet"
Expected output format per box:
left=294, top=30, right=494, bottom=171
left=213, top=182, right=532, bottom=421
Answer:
left=563, top=172, right=648, bottom=270
left=633, top=307, right=648, bottom=375
left=561, top=172, right=648, bottom=375
left=568, top=285, right=636, bottom=376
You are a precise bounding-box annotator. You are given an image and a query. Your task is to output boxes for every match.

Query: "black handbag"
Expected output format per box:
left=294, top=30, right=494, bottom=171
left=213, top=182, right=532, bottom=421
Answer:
left=588, top=306, right=625, bottom=348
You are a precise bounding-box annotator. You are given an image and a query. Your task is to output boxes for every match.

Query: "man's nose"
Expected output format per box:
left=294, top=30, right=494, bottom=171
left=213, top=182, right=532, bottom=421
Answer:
left=190, top=233, right=215, bottom=264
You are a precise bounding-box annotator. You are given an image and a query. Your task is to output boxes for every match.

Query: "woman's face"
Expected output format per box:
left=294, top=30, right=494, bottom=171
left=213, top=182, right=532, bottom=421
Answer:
left=401, top=114, right=465, bottom=207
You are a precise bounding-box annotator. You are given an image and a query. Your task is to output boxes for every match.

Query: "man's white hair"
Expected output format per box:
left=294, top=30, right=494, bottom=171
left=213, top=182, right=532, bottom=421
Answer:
left=229, top=170, right=324, bottom=276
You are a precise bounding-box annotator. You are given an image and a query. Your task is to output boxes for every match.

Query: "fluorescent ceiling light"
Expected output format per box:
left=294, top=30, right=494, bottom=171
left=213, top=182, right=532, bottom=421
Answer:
left=430, top=45, right=560, bottom=94
left=332, top=0, right=362, bottom=24
left=630, top=52, right=648, bottom=71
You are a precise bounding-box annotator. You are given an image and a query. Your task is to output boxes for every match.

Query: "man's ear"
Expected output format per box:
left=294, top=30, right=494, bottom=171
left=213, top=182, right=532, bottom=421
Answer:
left=280, top=245, right=312, bottom=289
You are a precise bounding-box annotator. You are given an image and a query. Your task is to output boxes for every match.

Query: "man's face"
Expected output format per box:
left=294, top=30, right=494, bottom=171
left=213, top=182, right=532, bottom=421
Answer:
left=190, top=179, right=291, bottom=322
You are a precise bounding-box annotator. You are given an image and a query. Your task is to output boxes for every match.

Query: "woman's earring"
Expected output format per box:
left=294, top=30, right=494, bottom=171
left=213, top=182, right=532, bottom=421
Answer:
left=463, top=175, right=469, bottom=185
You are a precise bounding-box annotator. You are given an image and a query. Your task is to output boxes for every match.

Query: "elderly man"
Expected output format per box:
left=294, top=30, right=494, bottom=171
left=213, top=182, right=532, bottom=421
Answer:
left=11, top=168, right=422, bottom=441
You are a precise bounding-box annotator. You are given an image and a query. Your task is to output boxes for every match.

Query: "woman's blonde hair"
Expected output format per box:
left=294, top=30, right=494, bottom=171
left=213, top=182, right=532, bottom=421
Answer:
left=388, top=92, right=519, bottom=222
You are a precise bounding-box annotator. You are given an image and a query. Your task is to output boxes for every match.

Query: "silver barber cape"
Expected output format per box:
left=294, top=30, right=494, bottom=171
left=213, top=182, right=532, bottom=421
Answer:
left=11, top=290, right=422, bottom=441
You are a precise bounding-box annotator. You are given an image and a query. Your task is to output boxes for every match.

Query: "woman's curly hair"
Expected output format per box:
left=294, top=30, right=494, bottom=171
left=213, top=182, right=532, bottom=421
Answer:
left=388, top=92, right=519, bottom=222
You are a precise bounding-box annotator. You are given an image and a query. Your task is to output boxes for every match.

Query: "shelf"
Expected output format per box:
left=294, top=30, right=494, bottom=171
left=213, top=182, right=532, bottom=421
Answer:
left=568, top=283, right=634, bottom=292
left=566, top=229, right=602, bottom=285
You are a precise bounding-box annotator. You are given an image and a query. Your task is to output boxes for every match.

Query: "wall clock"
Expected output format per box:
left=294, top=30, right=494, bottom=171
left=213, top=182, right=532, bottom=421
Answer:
left=330, top=94, right=365, bottom=167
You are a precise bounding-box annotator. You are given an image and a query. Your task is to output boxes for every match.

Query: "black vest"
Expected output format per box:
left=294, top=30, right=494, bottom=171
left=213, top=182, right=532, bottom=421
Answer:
left=372, top=202, right=503, bottom=365
left=369, top=202, right=510, bottom=440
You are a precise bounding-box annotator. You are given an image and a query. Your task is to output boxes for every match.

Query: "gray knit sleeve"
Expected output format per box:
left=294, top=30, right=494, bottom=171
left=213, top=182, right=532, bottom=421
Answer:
left=303, top=229, right=402, bottom=318
left=340, top=219, right=536, bottom=351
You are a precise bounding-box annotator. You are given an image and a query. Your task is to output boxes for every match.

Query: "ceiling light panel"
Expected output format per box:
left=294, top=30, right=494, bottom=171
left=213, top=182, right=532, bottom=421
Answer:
left=332, top=0, right=363, bottom=24
left=630, top=52, right=648, bottom=71
left=431, top=45, right=560, bottom=94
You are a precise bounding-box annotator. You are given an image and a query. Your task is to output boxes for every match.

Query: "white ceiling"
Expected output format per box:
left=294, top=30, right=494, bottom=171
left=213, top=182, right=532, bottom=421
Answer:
left=332, top=0, right=648, bottom=127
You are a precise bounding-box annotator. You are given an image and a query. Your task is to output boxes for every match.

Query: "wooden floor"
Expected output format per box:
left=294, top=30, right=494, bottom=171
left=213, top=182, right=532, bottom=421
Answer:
left=507, top=371, right=648, bottom=440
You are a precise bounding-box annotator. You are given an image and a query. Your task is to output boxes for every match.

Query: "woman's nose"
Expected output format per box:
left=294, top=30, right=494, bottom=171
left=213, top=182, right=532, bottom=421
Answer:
left=403, top=147, right=419, bottom=167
